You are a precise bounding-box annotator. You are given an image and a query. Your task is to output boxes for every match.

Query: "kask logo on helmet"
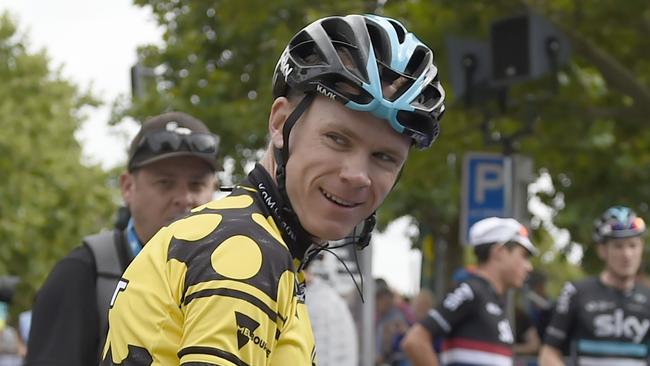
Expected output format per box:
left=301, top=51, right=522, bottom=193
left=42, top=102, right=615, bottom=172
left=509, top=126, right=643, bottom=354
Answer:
left=279, top=49, right=293, bottom=82
left=316, top=84, right=336, bottom=100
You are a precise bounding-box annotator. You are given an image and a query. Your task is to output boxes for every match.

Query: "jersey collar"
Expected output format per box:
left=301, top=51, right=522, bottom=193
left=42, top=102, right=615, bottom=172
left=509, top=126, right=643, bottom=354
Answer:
left=244, top=164, right=314, bottom=260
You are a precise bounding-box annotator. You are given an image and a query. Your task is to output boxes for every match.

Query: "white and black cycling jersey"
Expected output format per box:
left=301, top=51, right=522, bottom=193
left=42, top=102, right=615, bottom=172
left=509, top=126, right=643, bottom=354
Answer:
left=544, top=276, right=650, bottom=366
left=420, top=275, right=514, bottom=366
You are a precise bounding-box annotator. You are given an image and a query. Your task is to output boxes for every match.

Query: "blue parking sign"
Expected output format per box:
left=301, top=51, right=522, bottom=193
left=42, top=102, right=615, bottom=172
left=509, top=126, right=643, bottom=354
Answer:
left=460, top=153, right=512, bottom=245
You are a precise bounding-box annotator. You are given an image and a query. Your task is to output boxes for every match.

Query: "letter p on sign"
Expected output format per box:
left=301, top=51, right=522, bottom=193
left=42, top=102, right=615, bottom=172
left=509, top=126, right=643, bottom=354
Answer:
left=475, top=163, right=503, bottom=203
left=460, top=153, right=511, bottom=245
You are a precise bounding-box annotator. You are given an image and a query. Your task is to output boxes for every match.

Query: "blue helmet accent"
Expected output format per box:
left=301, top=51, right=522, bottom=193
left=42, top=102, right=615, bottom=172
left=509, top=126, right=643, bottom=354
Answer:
left=272, top=14, right=445, bottom=149
left=364, top=14, right=422, bottom=73
left=593, top=205, right=647, bottom=243
left=346, top=16, right=440, bottom=141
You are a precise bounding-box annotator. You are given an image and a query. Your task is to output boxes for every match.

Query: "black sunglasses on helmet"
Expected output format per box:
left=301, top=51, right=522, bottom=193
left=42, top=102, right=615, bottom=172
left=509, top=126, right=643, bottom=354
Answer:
left=136, top=130, right=219, bottom=155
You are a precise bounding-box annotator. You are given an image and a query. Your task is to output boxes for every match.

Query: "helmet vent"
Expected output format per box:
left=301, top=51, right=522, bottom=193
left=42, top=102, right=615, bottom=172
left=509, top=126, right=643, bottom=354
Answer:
left=291, top=40, right=326, bottom=66
left=321, top=18, right=367, bottom=81
left=405, top=46, right=431, bottom=78
left=415, top=83, right=443, bottom=109
left=387, top=20, right=406, bottom=43
left=365, top=22, right=391, bottom=65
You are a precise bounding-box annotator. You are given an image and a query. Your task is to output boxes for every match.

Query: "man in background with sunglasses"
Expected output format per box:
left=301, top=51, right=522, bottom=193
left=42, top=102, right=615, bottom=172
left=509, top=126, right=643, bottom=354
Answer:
left=26, top=112, right=220, bottom=366
left=539, top=206, right=650, bottom=366
left=402, top=217, right=536, bottom=366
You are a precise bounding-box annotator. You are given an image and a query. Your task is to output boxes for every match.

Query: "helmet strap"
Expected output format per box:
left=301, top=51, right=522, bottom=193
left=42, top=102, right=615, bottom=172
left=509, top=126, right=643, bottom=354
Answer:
left=274, top=92, right=315, bottom=192
left=272, top=93, right=317, bottom=248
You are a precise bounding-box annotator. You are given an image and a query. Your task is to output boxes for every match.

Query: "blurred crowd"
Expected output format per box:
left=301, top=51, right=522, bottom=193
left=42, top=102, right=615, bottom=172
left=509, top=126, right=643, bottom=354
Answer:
left=373, top=270, right=553, bottom=366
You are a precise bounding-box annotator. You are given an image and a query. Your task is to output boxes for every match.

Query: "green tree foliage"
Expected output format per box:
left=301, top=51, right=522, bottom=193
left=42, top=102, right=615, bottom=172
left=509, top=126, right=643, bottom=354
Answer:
left=384, top=0, right=650, bottom=275
left=122, top=0, right=377, bottom=174
left=0, top=13, right=115, bottom=310
left=126, top=1, right=650, bottom=280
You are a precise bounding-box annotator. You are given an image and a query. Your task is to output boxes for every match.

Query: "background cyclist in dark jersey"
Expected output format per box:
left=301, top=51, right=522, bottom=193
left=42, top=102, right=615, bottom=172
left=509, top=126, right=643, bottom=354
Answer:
left=402, top=217, right=536, bottom=366
left=539, top=205, right=650, bottom=366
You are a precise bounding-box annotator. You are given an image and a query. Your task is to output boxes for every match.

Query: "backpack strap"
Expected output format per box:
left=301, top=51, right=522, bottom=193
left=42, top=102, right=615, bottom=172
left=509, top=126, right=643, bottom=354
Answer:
left=84, top=229, right=125, bottom=360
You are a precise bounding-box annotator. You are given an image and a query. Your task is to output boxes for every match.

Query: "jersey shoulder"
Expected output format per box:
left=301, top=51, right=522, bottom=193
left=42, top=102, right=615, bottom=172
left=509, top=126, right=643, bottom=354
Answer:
left=634, top=280, right=650, bottom=296
left=463, top=275, right=495, bottom=300
left=165, top=189, right=295, bottom=303
left=557, top=276, right=599, bottom=301
left=178, top=189, right=286, bottom=247
left=573, top=276, right=601, bottom=292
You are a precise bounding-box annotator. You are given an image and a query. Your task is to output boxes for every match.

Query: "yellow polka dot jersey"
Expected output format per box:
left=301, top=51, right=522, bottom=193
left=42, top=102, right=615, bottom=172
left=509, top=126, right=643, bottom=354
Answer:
left=101, top=164, right=317, bottom=366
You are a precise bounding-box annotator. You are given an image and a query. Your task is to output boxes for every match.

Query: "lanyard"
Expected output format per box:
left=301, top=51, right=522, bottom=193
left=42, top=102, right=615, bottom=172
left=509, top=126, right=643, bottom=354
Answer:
left=126, top=218, right=143, bottom=259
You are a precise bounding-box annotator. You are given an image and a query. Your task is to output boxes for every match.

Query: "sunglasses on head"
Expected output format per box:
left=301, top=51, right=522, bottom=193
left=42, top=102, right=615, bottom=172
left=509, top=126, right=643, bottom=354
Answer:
left=137, top=130, right=219, bottom=155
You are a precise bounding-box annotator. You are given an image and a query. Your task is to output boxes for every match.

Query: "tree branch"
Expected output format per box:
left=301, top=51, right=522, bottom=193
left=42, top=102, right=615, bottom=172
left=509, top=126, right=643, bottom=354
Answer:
left=583, top=106, right=638, bottom=121
left=642, top=17, right=650, bottom=37
left=522, top=1, right=650, bottom=116
left=563, top=28, right=650, bottom=116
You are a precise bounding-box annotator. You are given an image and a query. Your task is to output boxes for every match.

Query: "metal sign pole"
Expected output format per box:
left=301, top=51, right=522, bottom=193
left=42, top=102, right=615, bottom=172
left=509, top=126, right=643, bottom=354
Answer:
left=360, top=245, right=374, bottom=366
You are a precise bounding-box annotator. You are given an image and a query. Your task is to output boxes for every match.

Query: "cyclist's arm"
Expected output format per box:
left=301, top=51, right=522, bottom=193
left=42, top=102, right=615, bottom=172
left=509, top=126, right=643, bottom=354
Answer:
left=513, top=325, right=541, bottom=355
left=538, top=281, right=578, bottom=366
left=26, top=247, right=99, bottom=366
left=269, top=272, right=316, bottom=366
left=539, top=345, right=565, bottom=366
left=401, top=324, right=439, bottom=366
left=403, top=282, right=476, bottom=366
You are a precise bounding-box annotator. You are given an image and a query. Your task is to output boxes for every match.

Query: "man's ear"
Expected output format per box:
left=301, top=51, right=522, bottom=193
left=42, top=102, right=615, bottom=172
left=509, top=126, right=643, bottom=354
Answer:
left=596, top=243, right=607, bottom=260
left=268, top=97, right=292, bottom=150
left=119, top=171, right=135, bottom=206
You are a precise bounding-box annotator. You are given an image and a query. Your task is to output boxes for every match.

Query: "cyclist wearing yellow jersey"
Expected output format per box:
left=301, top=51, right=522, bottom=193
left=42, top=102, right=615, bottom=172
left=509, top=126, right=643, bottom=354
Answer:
left=101, top=14, right=445, bottom=366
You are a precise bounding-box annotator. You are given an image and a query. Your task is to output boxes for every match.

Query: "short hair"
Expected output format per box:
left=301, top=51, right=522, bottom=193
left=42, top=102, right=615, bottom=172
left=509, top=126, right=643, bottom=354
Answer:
left=474, top=243, right=495, bottom=264
left=474, top=241, right=521, bottom=264
left=375, top=278, right=392, bottom=298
